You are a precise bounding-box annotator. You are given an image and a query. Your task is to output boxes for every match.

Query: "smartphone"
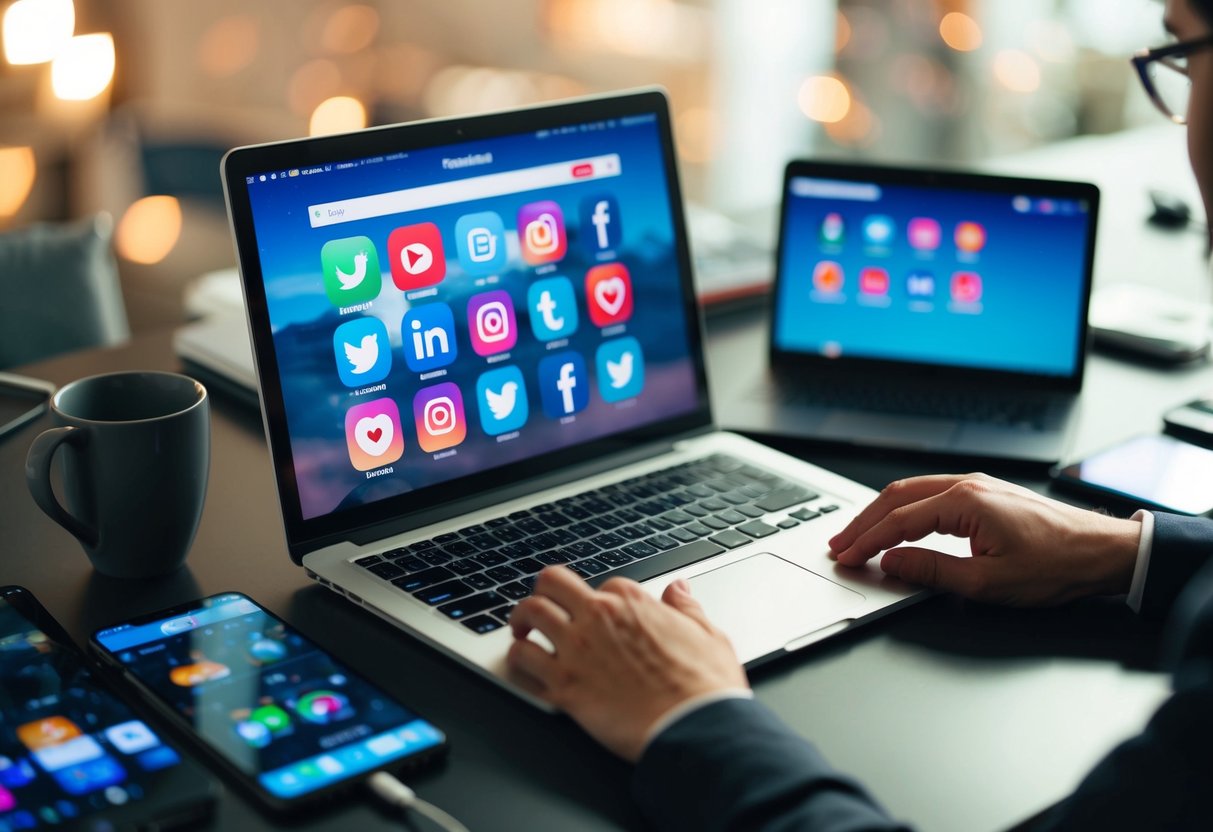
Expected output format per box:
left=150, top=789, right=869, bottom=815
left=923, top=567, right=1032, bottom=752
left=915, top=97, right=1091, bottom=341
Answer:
left=1163, top=394, right=1213, bottom=448
left=1050, top=433, right=1213, bottom=515
left=0, top=585, right=217, bottom=831
left=90, top=592, right=447, bottom=813
left=0, top=373, right=54, bottom=441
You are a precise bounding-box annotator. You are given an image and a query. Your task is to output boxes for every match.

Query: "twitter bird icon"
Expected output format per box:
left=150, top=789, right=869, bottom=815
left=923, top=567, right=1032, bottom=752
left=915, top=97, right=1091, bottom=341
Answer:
left=476, top=365, right=529, bottom=436
left=334, top=316, right=391, bottom=387
left=596, top=337, right=644, bottom=403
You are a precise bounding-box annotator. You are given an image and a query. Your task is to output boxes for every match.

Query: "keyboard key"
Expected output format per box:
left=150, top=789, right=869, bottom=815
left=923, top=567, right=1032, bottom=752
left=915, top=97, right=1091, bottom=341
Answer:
left=668, top=527, right=701, bottom=544
left=487, top=517, right=511, bottom=528
left=755, top=487, right=816, bottom=513
left=614, top=508, right=643, bottom=523
left=492, top=526, right=526, bottom=543
left=716, top=509, right=748, bottom=525
left=819, top=504, right=839, bottom=513
left=686, top=484, right=714, bottom=498
left=576, top=557, right=611, bottom=575
left=699, top=498, right=728, bottom=512
left=548, top=529, right=578, bottom=545
left=538, top=512, right=573, bottom=527
left=538, top=550, right=575, bottom=565
left=709, top=529, right=753, bottom=549
left=647, top=534, right=679, bottom=550
left=414, top=580, right=474, bottom=605
left=591, top=532, right=626, bottom=549
left=467, top=533, right=501, bottom=552
left=461, top=615, right=503, bottom=635
left=473, top=551, right=508, bottom=568
left=719, top=491, right=750, bottom=506
left=392, top=566, right=455, bottom=592
left=646, top=517, right=675, bottom=532
left=458, top=524, right=486, bottom=536
left=589, top=514, right=623, bottom=531
left=490, top=604, right=515, bottom=624
left=486, top=565, right=521, bottom=583
left=621, top=541, right=659, bottom=559
left=390, top=555, right=429, bottom=573
left=617, top=525, right=649, bottom=541
left=419, top=550, right=454, bottom=566
left=465, top=573, right=496, bottom=591
left=734, top=505, right=765, bottom=519
left=408, top=539, right=437, bottom=552
left=498, top=582, right=533, bottom=600
left=509, top=510, right=532, bottom=519
left=682, top=504, right=709, bottom=518
left=448, top=558, right=482, bottom=576
left=777, top=518, right=801, bottom=529
left=512, top=557, right=546, bottom=575
left=531, top=502, right=556, bottom=513
left=368, top=562, right=405, bottom=580
left=698, top=516, right=729, bottom=531
left=565, top=541, right=601, bottom=558
left=684, top=522, right=714, bottom=537
left=355, top=555, right=383, bottom=568
left=382, top=547, right=409, bottom=559
left=660, top=510, right=695, bottom=526
left=517, top=517, right=548, bottom=535
left=737, top=520, right=779, bottom=538
left=434, top=532, right=461, bottom=544
left=789, top=508, right=821, bottom=522
left=443, top=540, right=477, bottom=557
left=439, top=591, right=505, bottom=619
left=587, top=539, right=725, bottom=588
left=569, top=522, right=602, bottom=539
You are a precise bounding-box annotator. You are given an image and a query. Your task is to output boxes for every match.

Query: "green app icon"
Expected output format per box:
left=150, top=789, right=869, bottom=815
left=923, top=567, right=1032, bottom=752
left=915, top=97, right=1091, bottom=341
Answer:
left=250, top=705, right=292, bottom=735
left=320, top=236, right=382, bottom=307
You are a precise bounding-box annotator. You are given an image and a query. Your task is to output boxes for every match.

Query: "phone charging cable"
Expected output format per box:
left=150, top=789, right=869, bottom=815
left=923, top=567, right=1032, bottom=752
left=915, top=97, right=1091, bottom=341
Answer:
left=368, top=771, right=469, bottom=832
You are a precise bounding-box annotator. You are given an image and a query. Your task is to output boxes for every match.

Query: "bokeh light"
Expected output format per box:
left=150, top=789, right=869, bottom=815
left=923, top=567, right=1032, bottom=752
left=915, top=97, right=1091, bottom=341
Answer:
left=798, top=75, right=851, bottom=124
left=3, top=0, right=74, bottom=65
left=939, top=12, right=982, bottom=52
left=50, top=33, right=115, bottom=101
left=116, top=196, right=182, bottom=265
left=309, top=96, right=367, bottom=136
left=0, top=147, right=36, bottom=219
left=993, top=49, right=1041, bottom=93
left=320, top=4, right=379, bottom=54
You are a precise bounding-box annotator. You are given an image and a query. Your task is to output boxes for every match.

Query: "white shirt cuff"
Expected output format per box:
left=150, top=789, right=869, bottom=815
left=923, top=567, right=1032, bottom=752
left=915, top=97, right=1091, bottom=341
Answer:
left=641, top=688, right=754, bottom=753
left=1126, top=509, right=1155, bottom=613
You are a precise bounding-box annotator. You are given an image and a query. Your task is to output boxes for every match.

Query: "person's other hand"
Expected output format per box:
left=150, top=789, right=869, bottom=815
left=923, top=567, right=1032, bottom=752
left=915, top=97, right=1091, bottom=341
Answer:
left=506, top=566, right=748, bottom=762
left=829, top=473, right=1142, bottom=606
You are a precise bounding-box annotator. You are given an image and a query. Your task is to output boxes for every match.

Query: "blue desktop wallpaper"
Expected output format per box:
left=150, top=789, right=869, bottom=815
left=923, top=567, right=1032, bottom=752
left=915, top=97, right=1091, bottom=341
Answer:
left=774, top=180, right=1092, bottom=376
left=245, top=117, right=699, bottom=521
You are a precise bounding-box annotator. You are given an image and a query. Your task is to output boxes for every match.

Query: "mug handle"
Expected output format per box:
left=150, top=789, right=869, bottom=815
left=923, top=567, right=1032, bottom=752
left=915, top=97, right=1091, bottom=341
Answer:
left=25, top=426, right=99, bottom=547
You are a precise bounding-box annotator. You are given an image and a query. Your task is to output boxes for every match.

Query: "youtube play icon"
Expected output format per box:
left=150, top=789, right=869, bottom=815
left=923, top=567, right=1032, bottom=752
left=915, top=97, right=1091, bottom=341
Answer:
left=389, top=222, right=446, bottom=290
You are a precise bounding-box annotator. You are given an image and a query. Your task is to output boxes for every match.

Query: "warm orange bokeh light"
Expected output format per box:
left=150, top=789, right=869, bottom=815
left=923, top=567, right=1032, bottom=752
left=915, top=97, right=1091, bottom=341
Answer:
left=51, top=32, right=115, bottom=101
left=798, top=75, right=851, bottom=124
left=309, top=96, right=367, bottom=136
left=939, top=12, right=982, bottom=52
left=993, top=49, right=1041, bottom=93
left=0, top=147, right=36, bottom=218
left=3, top=0, right=74, bottom=65
left=116, top=196, right=182, bottom=265
left=320, top=5, right=379, bottom=54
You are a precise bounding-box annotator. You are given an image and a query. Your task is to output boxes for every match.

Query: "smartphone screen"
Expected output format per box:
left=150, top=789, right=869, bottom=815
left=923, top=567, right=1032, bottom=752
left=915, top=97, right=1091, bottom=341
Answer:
left=1055, top=434, right=1213, bottom=515
left=0, top=586, right=214, bottom=830
left=92, top=593, right=445, bottom=806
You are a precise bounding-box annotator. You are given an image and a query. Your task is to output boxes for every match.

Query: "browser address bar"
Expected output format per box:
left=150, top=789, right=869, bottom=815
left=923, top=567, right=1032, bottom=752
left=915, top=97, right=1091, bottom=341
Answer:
left=307, top=154, right=623, bottom=228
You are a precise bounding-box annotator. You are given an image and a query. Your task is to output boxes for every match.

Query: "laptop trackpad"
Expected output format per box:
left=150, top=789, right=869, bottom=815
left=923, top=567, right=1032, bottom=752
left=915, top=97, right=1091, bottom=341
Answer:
left=687, top=553, right=866, bottom=664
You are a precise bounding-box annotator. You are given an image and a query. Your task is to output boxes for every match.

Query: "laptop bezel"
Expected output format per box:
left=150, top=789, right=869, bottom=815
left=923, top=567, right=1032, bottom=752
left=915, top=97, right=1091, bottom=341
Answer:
left=220, top=89, right=713, bottom=562
left=768, top=160, right=1100, bottom=392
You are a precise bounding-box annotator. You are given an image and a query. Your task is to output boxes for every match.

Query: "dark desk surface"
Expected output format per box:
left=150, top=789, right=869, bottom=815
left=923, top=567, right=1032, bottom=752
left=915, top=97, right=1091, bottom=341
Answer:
left=5, top=301, right=1209, bottom=830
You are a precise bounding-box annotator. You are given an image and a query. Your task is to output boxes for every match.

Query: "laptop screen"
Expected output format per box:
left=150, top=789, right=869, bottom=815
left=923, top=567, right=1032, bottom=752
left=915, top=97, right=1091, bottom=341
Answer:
left=226, top=93, right=706, bottom=542
left=772, top=164, right=1097, bottom=380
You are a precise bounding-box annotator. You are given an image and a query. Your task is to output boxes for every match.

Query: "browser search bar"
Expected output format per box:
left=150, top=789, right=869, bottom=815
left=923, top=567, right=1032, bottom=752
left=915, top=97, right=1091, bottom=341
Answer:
left=790, top=177, right=881, bottom=202
left=307, top=154, right=623, bottom=228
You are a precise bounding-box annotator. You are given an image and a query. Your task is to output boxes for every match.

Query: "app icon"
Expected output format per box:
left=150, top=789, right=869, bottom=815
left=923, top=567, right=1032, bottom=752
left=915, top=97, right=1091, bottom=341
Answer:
left=29, top=736, right=103, bottom=773
left=820, top=212, right=845, bottom=245
left=907, top=217, right=942, bottom=251
left=862, top=215, right=895, bottom=247
left=168, top=660, right=231, bottom=688
left=454, top=211, right=508, bottom=276
left=295, top=691, right=354, bottom=725
left=388, top=222, right=446, bottom=290
left=51, top=756, right=125, bottom=796
left=0, top=784, right=13, bottom=813
left=580, top=195, right=622, bottom=254
left=234, top=721, right=271, bottom=749
left=320, top=236, right=382, bottom=307
left=906, top=271, right=936, bottom=298
left=596, top=337, right=645, bottom=403
left=518, top=201, right=567, bottom=264
left=248, top=638, right=287, bottom=664
left=538, top=352, right=589, bottom=418
left=585, top=263, right=633, bottom=328
left=344, top=397, right=405, bottom=471
left=413, top=382, right=467, bottom=453
left=955, top=221, right=986, bottom=253
left=860, top=267, right=890, bottom=296
left=333, top=316, right=391, bottom=387
left=467, top=290, right=517, bottom=355
left=527, top=276, right=579, bottom=341
left=104, top=722, right=159, bottom=756
left=17, top=717, right=81, bottom=751
left=403, top=302, right=458, bottom=372
left=476, top=365, right=529, bottom=436
left=135, top=746, right=180, bottom=772
left=812, top=261, right=844, bottom=293
left=0, top=756, right=36, bottom=789
left=951, top=271, right=983, bottom=304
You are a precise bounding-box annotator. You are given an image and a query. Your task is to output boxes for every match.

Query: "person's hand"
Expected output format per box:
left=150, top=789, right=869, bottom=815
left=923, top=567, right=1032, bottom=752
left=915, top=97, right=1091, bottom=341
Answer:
left=505, top=566, right=748, bottom=762
left=828, top=473, right=1143, bottom=606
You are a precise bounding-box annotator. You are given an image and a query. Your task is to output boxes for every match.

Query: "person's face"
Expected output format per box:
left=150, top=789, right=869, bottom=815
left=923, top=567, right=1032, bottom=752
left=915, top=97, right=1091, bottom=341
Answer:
left=1165, top=0, right=1213, bottom=232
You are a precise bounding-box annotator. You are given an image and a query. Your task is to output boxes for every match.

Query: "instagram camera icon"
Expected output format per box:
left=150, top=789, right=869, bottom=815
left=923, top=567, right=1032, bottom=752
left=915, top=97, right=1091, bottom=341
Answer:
left=467, top=290, right=517, bottom=356
left=518, top=201, right=567, bottom=265
left=413, top=382, right=466, bottom=453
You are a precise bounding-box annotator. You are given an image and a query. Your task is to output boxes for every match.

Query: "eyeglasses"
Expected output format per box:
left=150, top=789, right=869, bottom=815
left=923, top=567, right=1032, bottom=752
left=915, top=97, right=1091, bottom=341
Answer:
left=1131, top=35, right=1213, bottom=124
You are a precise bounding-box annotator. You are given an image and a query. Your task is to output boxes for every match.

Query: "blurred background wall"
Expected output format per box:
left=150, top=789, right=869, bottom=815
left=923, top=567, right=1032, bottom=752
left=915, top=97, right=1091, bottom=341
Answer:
left=0, top=0, right=1172, bottom=333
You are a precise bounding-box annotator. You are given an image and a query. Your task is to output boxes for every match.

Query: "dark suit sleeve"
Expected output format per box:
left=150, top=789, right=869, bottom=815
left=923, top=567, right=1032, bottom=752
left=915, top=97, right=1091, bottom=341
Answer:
left=1139, top=512, right=1213, bottom=619
left=1032, top=557, right=1213, bottom=830
left=632, top=697, right=909, bottom=832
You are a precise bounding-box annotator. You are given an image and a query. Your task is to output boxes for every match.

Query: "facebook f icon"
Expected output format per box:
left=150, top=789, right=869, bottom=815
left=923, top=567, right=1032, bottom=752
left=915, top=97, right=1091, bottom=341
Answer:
left=527, top=276, right=579, bottom=341
left=538, top=351, right=589, bottom=418
left=580, top=195, right=622, bottom=255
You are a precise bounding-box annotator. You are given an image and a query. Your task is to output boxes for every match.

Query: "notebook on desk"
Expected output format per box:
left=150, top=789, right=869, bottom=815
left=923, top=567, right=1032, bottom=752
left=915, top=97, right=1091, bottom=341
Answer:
left=719, top=162, right=1100, bottom=466
left=220, top=90, right=965, bottom=705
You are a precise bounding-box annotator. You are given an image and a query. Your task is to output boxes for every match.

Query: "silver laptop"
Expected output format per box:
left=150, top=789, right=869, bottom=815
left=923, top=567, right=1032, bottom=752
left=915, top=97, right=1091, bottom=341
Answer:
left=221, top=91, right=963, bottom=705
left=721, top=162, right=1099, bottom=466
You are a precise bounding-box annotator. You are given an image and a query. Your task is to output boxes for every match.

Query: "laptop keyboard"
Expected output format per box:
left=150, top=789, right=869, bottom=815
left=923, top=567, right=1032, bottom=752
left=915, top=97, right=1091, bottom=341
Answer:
left=772, top=380, right=1052, bottom=429
left=349, top=454, right=836, bottom=635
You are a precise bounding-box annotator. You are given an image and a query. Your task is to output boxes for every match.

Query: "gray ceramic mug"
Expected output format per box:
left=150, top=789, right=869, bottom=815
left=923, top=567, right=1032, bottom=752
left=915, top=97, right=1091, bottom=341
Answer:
left=25, top=371, right=210, bottom=578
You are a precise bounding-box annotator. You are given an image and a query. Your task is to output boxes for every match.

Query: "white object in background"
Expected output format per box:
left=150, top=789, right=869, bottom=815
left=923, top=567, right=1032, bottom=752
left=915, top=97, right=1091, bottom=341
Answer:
left=183, top=267, right=244, bottom=319
left=1089, top=282, right=1212, bottom=362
